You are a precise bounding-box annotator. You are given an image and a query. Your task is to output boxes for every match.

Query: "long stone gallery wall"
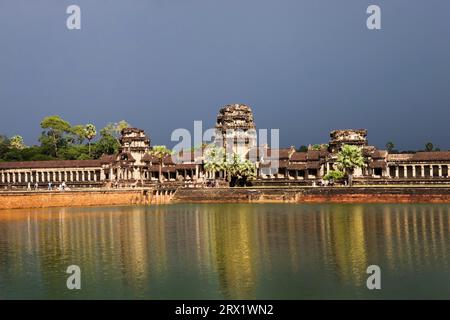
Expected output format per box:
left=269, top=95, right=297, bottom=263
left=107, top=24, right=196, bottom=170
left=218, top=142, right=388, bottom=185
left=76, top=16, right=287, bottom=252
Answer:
left=173, top=187, right=450, bottom=204
left=1, top=187, right=450, bottom=210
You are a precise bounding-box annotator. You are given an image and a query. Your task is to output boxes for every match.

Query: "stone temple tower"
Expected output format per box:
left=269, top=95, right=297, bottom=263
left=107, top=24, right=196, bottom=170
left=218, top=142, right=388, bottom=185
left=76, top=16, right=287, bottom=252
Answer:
left=215, top=104, right=257, bottom=159
left=118, top=128, right=151, bottom=166
left=328, top=129, right=368, bottom=154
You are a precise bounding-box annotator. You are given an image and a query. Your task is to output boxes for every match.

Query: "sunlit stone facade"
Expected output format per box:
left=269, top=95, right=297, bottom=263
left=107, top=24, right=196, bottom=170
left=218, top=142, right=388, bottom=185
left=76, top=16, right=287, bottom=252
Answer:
left=0, top=106, right=449, bottom=188
left=257, top=128, right=450, bottom=184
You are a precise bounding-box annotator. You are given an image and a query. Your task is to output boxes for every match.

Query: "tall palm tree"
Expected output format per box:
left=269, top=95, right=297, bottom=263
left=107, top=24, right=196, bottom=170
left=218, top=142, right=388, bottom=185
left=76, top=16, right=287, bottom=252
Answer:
left=204, top=144, right=226, bottom=182
left=148, top=145, right=172, bottom=183
left=336, top=144, right=366, bottom=187
left=225, top=152, right=257, bottom=187
left=84, top=124, right=97, bottom=157
left=9, top=135, right=26, bottom=150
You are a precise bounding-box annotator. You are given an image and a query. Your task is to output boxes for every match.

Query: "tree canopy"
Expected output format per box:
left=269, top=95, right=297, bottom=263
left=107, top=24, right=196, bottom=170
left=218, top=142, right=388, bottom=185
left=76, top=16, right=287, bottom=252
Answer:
left=323, top=170, right=345, bottom=181
left=204, top=144, right=226, bottom=176
left=9, top=135, right=26, bottom=150
left=336, top=144, right=366, bottom=186
left=0, top=116, right=128, bottom=162
left=225, top=152, right=257, bottom=187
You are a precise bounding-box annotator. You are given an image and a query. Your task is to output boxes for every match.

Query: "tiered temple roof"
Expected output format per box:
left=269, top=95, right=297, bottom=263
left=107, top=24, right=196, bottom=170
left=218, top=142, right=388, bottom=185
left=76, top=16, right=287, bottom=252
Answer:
left=216, top=104, right=256, bottom=130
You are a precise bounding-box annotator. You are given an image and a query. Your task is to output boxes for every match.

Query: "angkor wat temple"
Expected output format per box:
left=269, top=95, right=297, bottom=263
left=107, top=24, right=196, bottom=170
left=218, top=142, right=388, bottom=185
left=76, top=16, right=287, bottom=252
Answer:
left=1, top=104, right=449, bottom=188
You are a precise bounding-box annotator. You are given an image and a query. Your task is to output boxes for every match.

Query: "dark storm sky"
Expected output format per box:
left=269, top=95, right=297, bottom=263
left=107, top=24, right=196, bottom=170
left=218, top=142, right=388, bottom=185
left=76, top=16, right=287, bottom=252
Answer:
left=0, top=0, right=449, bottom=150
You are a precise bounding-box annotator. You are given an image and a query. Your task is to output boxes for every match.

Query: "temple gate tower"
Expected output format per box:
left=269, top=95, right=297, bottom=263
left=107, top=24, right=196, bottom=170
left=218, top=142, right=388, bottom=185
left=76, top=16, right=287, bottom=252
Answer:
left=215, top=104, right=257, bottom=159
left=118, top=128, right=151, bottom=166
left=327, top=129, right=369, bottom=177
left=101, top=127, right=151, bottom=182
left=328, top=129, right=368, bottom=154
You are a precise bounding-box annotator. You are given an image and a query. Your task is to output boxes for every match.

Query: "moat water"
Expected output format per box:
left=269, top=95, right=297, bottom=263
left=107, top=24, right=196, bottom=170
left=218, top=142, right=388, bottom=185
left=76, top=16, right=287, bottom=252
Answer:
left=0, top=203, right=450, bottom=299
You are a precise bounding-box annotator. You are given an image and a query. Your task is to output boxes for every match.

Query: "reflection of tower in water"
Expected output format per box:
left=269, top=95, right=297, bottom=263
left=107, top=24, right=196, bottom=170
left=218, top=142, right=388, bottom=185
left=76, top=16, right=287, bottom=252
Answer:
left=210, top=205, right=258, bottom=299
left=327, top=205, right=368, bottom=287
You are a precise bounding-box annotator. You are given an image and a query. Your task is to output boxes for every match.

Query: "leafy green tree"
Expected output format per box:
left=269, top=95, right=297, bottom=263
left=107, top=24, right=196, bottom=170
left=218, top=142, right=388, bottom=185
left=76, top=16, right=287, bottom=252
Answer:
left=323, top=170, right=345, bottom=182
left=336, top=144, right=366, bottom=187
left=28, top=153, right=55, bottom=161
left=40, top=115, right=72, bottom=157
left=148, top=145, right=172, bottom=182
left=225, top=152, right=257, bottom=187
left=77, top=153, right=92, bottom=160
left=100, top=120, right=130, bottom=140
left=93, top=134, right=120, bottom=158
left=71, top=125, right=87, bottom=144
left=59, top=145, right=90, bottom=160
left=310, top=144, right=328, bottom=151
left=116, top=120, right=130, bottom=133
left=9, top=135, right=26, bottom=150
left=0, top=135, right=10, bottom=159
left=385, top=141, right=395, bottom=153
left=19, top=146, right=54, bottom=161
left=2, top=150, right=23, bottom=161
left=425, top=142, right=434, bottom=152
left=99, top=124, right=114, bottom=137
left=297, top=145, right=308, bottom=152
left=204, top=145, right=226, bottom=180
left=84, top=124, right=97, bottom=157
left=38, top=134, right=58, bottom=157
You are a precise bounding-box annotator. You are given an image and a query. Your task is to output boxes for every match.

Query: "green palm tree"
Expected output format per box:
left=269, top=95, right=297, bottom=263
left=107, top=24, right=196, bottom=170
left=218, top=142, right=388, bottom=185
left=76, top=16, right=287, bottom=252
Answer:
left=425, top=142, right=434, bottom=152
left=336, top=144, right=366, bottom=187
left=84, top=124, right=97, bottom=157
left=9, top=135, right=26, bottom=150
left=204, top=145, right=226, bottom=182
left=225, top=152, right=257, bottom=187
left=148, top=145, right=172, bottom=183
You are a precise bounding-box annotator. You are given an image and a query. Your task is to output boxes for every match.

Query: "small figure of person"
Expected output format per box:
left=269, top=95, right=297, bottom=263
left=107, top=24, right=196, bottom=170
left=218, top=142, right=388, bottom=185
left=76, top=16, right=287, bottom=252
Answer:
left=61, top=181, right=66, bottom=191
left=48, top=182, right=52, bottom=191
left=27, top=182, right=31, bottom=191
left=34, top=182, right=38, bottom=190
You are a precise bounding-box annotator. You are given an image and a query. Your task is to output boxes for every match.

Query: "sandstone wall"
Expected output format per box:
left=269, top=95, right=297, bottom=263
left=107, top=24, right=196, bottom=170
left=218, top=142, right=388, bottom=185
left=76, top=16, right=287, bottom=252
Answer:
left=0, top=189, right=152, bottom=210
left=173, top=187, right=450, bottom=204
left=2, top=187, right=450, bottom=210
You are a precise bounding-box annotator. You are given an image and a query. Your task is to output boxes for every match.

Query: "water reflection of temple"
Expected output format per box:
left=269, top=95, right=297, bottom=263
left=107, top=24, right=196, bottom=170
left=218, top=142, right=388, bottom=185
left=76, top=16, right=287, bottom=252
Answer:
left=0, top=204, right=449, bottom=298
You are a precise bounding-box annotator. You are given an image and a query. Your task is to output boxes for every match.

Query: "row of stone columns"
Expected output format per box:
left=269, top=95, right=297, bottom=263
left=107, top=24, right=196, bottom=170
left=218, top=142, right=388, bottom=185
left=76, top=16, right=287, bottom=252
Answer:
left=286, top=169, right=308, bottom=179
left=139, top=168, right=201, bottom=181
left=0, top=169, right=101, bottom=184
left=113, top=167, right=143, bottom=181
left=387, top=164, right=449, bottom=178
left=257, top=168, right=317, bottom=179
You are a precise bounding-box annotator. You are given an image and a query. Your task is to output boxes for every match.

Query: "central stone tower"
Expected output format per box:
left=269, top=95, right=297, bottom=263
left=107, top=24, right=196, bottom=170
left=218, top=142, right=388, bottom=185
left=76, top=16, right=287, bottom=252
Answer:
left=328, top=129, right=368, bottom=153
left=215, top=104, right=257, bottom=158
